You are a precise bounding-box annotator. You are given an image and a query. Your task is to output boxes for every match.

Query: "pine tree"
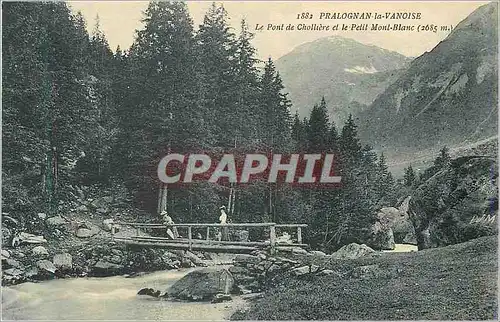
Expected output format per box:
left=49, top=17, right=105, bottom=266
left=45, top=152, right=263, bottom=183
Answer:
left=339, top=114, right=362, bottom=166
left=195, top=2, right=238, bottom=148
left=434, top=146, right=451, bottom=169
left=306, top=97, right=330, bottom=153
left=259, top=58, right=292, bottom=152
left=374, top=153, right=397, bottom=206
left=404, top=165, right=416, bottom=187
left=233, top=19, right=260, bottom=146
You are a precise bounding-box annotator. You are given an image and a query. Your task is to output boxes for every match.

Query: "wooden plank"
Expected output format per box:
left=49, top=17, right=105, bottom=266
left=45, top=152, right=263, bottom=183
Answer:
left=188, top=227, right=192, bottom=251
left=276, top=243, right=309, bottom=248
left=116, top=222, right=276, bottom=228
left=131, top=236, right=271, bottom=247
left=275, top=224, right=308, bottom=228
left=114, top=238, right=258, bottom=253
left=269, top=226, right=277, bottom=255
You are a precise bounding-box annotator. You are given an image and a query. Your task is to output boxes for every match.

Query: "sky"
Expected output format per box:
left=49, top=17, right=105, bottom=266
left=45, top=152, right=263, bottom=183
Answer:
left=68, top=1, right=489, bottom=59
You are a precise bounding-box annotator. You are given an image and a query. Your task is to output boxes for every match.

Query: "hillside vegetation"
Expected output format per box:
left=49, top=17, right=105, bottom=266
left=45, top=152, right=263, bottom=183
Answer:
left=232, top=236, right=498, bottom=320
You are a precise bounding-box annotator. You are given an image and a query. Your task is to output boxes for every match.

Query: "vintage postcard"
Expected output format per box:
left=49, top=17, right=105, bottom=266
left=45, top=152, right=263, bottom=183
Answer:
left=1, top=1, right=498, bottom=320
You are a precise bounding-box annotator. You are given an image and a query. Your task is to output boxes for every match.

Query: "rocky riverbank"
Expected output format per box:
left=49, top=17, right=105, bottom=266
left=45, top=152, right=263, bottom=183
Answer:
left=1, top=185, right=217, bottom=286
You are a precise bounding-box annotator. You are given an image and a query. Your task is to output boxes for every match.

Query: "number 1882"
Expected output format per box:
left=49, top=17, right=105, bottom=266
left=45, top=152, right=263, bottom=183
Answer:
left=297, top=12, right=313, bottom=19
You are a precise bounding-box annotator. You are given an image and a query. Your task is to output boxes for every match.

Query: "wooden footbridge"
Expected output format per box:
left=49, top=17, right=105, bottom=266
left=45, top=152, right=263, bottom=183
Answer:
left=111, top=222, right=308, bottom=254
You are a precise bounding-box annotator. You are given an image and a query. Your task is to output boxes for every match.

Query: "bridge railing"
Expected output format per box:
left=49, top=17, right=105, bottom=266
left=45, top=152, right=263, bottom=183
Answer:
left=112, top=222, right=307, bottom=254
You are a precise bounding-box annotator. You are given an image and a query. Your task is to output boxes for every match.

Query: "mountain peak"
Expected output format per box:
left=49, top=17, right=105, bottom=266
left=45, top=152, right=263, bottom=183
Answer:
left=275, top=36, right=411, bottom=123
left=357, top=1, right=498, bottom=154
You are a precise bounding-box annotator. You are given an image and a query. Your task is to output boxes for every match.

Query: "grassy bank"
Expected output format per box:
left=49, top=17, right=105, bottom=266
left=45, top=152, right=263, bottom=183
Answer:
left=232, top=236, right=498, bottom=320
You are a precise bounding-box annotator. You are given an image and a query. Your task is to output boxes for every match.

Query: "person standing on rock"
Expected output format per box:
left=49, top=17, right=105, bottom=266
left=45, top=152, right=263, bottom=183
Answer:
left=162, top=211, right=178, bottom=239
left=219, top=206, right=229, bottom=241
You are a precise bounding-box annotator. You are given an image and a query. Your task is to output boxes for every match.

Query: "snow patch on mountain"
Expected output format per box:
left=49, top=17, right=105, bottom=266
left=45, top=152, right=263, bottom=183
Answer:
left=344, top=65, right=378, bottom=74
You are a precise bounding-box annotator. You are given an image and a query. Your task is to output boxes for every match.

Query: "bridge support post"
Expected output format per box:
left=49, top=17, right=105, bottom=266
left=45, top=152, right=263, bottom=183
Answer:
left=188, top=226, right=192, bottom=251
left=206, top=227, right=210, bottom=243
left=297, top=227, right=302, bottom=244
left=111, top=226, right=115, bottom=241
left=270, top=225, right=276, bottom=255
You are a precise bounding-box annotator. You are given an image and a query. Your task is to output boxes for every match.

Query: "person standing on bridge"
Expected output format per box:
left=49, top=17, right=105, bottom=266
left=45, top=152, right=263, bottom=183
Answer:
left=219, top=205, right=229, bottom=241
left=161, top=211, right=178, bottom=239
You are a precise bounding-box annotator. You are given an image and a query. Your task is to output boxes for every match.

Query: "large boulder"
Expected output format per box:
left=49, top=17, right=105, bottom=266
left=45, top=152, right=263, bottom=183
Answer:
left=36, top=260, right=57, bottom=274
left=75, top=223, right=100, bottom=238
left=92, top=260, right=124, bottom=276
left=368, top=221, right=395, bottom=250
left=2, top=227, right=12, bottom=246
left=102, top=219, right=114, bottom=232
left=409, top=156, right=498, bottom=250
left=19, top=232, right=47, bottom=244
left=167, top=267, right=235, bottom=301
left=372, top=206, right=417, bottom=246
left=53, top=253, right=72, bottom=270
left=46, top=216, right=67, bottom=227
left=331, top=243, right=375, bottom=260
left=32, top=246, right=49, bottom=257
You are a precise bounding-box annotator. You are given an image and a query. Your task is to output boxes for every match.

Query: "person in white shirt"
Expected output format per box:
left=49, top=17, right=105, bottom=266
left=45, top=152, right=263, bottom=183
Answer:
left=161, top=210, right=178, bottom=239
left=219, top=205, right=228, bottom=224
left=219, top=206, right=228, bottom=240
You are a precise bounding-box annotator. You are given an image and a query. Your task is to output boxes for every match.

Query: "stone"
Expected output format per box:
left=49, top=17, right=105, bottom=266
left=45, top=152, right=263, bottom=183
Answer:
left=32, top=246, right=49, bottom=256
left=36, top=260, right=57, bottom=274
left=274, top=257, right=299, bottom=265
left=92, top=260, right=124, bottom=276
left=19, top=232, right=47, bottom=244
left=330, top=243, right=375, bottom=260
left=229, top=266, right=250, bottom=275
left=291, top=265, right=320, bottom=276
left=317, top=269, right=336, bottom=276
left=46, top=216, right=67, bottom=226
left=162, top=251, right=179, bottom=260
left=102, top=196, right=113, bottom=203
left=4, top=268, right=24, bottom=276
left=109, top=255, right=122, bottom=264
left=37, top=213, right=47, bottom=220
left=291, top=247, right=308, bottom=254
left=53, top=253, right=72, bottom=270
left=137, top=288, right=161, bottom=298
left=181, top=258, right=194, bottom=268
left=111, top=249, right=123, bottom=256
left=211, top=293, right=232, bottom=303
left=167, top=267, right=235, bottom=301
left=375, top=206, right=417, bottom=245
left=234, top=254, right=260, bottom=265
left=237, top=285, right=253, bottom=295
left=25, top=266, right=39, bottom=278
left=4, top=258, right=21, bottom=268
left=96, top=208, right=109, bottom=215
left=76, top=205, right=88, bottom=212
left=310, top=250, right=327, bottom=256
left=1, top=249, right=11, bottom=259
left=2, top=227, right=12, bottom=245
left=75, top=226, right=99, bottom=238
left=369, top=221, right=395, bottom=250
left=102, top=219, right=114, bottom=232
left=183, top=251, right=207, bottom=266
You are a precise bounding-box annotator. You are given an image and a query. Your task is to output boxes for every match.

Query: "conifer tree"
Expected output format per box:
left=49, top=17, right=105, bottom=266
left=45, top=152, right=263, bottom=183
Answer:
left=404, top=165, right=416, bottom=187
